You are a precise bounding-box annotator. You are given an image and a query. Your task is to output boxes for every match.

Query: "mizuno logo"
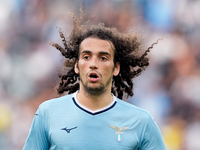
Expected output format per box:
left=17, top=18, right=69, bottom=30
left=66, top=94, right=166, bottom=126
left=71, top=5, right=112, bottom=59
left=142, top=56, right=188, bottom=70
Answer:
left=61, top=126, right=77, bottom=133
left=109, top=125, right=130, bottom=142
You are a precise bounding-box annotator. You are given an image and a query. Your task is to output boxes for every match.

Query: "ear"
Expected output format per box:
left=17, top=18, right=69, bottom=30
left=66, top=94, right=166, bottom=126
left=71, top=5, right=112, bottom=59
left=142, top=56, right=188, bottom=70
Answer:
left=74, top=61, right=79, bottom=74
left=113, top=62, right=120, bottom=76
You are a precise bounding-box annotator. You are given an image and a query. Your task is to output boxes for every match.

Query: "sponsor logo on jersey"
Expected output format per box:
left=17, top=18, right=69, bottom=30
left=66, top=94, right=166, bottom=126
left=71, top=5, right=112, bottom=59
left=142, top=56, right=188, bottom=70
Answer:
left=61, top=126, right=77, bottom=133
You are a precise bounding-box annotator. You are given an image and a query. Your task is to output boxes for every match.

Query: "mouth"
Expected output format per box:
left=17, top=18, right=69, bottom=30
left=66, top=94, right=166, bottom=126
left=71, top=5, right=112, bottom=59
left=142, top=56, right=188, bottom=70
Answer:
left=88, top=72, right=100, bottom=82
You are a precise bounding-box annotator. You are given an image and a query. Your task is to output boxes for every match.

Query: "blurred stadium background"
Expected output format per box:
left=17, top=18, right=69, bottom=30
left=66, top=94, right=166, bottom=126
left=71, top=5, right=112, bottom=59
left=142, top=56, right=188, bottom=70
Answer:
left=0, top=0, right=200, bottom=149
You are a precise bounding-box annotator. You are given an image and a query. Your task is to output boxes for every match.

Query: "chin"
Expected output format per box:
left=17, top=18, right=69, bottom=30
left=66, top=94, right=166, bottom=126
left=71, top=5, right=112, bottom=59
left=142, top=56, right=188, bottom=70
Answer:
left=85, top=85, right=106, bottom=95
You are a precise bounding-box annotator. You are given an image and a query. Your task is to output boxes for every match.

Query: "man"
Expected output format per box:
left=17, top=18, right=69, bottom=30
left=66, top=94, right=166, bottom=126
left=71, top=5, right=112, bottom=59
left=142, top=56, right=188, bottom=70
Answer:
left=23, top=15, right=166, bottom=149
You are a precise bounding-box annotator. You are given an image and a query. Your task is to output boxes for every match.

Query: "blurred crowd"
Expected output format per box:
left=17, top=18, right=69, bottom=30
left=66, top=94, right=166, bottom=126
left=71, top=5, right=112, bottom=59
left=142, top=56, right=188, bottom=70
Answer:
left=0, top=0, right=200, bottom=149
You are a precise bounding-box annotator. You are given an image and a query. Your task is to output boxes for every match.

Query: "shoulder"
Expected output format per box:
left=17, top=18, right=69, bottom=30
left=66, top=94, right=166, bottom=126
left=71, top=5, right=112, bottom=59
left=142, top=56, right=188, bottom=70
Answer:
left=38, top=93, right=74, bottom=111
left=116, top=98, right=152, bottom=119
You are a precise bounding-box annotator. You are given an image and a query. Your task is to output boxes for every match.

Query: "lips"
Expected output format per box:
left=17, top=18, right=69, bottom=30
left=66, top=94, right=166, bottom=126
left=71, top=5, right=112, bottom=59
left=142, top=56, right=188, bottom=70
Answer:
left=88, top=72, right=100, bottom=82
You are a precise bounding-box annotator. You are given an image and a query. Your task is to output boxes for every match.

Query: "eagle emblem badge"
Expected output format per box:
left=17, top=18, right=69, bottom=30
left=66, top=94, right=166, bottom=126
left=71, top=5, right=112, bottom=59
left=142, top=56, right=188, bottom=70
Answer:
left=109, top=125, right=129, bottom=142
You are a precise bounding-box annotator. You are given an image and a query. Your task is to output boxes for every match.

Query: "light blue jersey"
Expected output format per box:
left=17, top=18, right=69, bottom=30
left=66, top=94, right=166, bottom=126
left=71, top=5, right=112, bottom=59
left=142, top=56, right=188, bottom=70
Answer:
left=23, top=92, right=166, bottom=150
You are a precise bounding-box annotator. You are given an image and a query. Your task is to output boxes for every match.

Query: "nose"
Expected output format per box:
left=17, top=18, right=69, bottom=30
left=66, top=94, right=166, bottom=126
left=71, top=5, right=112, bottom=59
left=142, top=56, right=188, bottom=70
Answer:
left=90, top=57, right=98, bottom=69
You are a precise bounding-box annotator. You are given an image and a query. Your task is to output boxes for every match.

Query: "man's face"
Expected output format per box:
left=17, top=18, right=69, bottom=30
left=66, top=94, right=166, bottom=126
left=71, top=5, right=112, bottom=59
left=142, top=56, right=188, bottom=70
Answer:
left=74, top=37, right=120, bottom=95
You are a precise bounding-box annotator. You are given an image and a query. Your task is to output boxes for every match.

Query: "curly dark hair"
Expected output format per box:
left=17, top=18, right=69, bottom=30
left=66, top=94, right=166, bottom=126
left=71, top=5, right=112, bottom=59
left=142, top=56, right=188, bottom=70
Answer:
left=51, top=14, right=159, bottom=99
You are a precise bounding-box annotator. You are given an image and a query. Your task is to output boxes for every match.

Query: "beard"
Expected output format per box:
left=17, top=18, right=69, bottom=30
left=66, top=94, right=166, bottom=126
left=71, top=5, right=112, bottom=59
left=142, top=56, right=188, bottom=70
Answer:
left=79, top=76, right=112, bottom=96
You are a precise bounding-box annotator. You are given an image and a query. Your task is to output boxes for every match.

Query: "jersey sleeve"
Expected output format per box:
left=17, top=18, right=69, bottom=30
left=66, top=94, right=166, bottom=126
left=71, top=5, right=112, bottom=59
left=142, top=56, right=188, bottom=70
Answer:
left=140, top=114, right=167, bottom=150
left=23, top=104, right=49, bottom=150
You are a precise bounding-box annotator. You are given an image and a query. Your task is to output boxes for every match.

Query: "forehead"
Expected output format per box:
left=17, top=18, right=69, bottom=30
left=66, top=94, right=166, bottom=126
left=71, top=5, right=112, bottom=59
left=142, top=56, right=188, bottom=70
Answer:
left=79, top=37, right=114, bottom=55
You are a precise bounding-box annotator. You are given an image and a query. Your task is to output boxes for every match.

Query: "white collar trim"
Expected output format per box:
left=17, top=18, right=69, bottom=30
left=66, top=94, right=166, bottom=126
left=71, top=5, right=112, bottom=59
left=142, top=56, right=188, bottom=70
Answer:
left=72, top=91, right=117, bottom=114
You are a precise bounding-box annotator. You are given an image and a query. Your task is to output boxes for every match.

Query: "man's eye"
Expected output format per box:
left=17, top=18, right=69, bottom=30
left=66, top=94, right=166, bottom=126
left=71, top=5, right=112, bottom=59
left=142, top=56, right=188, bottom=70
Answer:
left=100, top=56, right=107, bottom=61
left=83, top=56, right=90, bottom=60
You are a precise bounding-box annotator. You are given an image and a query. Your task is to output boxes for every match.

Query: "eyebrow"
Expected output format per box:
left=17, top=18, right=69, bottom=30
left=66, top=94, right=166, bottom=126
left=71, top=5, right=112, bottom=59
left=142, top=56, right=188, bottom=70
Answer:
left=81, top=50, right=92, bottom=55
left=81, top=50, right=111, bottom=57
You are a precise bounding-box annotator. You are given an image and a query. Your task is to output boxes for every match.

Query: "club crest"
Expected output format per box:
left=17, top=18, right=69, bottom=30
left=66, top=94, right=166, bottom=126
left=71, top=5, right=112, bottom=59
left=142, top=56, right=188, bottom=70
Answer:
left=109, top=125, right=129, bottom=142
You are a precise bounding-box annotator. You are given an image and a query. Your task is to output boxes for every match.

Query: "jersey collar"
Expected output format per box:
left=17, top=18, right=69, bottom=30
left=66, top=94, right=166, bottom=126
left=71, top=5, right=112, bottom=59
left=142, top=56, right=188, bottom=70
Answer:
left=72, top=91, right=117, bottom=115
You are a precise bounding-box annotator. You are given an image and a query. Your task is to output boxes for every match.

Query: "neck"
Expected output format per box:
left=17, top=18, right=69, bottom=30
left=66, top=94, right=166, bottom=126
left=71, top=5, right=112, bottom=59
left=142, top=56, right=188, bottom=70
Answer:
left=76, top=88, right=113, bottom=111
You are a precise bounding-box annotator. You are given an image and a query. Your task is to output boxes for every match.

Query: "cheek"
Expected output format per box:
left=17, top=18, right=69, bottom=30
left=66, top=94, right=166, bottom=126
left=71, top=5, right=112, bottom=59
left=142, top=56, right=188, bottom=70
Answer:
left=77, top=61, right=88, bottom=73
left=102, top=63, right=115, bottom=74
